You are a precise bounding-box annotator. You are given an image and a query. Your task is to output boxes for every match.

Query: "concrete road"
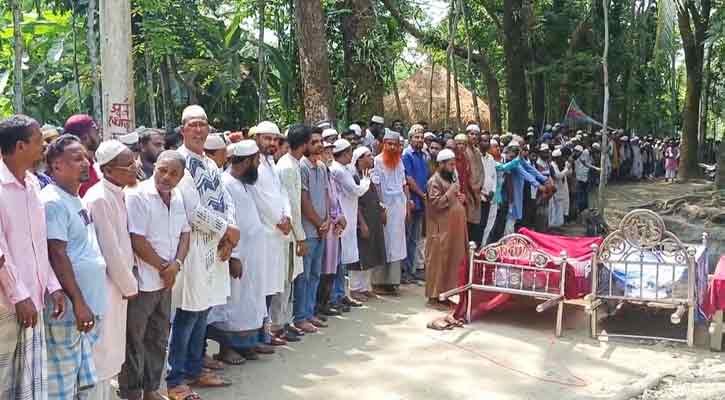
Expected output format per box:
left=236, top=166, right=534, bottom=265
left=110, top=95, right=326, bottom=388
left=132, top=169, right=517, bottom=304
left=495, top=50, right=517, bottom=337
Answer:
left=196, top=285, right=719, bottom=400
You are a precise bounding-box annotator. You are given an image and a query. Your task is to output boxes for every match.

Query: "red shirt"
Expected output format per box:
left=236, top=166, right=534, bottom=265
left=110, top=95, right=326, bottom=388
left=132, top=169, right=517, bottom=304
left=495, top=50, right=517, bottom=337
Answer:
left=79, top=159, right=101, bottom=197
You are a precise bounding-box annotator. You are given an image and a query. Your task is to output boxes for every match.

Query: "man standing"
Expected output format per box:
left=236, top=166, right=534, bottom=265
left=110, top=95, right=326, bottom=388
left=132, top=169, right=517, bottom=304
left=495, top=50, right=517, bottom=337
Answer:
left=479, top=133, right=497, bottom=246
left=43, top=134, right=108, bottom=399
left=365, top=116, right=385, bottom=153
left=120, top=151, right=191, bottom=400
left=204, top=134, right=228, bottom=170
left=425, top=149, right=467, bottom=308
left=402, top=126, right=429, bottom=283
left=139, top=128, right=165, bottom=179
left=63, top=115, right=101, bottom=197
left=273, top=125, right=310, bottom=342
left=464, top=125, right=485, bottom=246
left=329, top=139, right=369, bottom=307
left=0, top=115, right=65, bottom=400
left=249, top=121, right=291, bottom=347
left=208, top=141, right=269, bottom=364
left=170, top=105, right=239, bottom=391
left=371, top=130, right=409, bottom=295
left=83, top=141, right=139, bottom=399
left=295, top=130, right=329, bottom=332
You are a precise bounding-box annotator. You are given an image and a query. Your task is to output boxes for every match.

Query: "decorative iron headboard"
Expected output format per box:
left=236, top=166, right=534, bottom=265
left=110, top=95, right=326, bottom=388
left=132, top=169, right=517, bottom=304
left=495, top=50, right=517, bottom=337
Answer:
left=479, top=233, right=555, bottom=268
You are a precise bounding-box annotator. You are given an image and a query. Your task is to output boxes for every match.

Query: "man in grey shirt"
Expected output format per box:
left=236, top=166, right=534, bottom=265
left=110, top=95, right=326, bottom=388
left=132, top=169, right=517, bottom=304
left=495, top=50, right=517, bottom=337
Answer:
left=293, top=130, right=329, bottom=333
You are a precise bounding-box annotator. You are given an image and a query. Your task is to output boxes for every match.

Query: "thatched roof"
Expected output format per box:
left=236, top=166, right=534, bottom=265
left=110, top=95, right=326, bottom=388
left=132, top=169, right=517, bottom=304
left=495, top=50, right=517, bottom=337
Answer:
left=384, top=65, right=491, bottom=131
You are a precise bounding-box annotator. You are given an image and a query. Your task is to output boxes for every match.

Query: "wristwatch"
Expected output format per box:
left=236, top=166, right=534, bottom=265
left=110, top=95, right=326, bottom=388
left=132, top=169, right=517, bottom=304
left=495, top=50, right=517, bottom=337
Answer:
left=174, top=259, right=183, bottom=270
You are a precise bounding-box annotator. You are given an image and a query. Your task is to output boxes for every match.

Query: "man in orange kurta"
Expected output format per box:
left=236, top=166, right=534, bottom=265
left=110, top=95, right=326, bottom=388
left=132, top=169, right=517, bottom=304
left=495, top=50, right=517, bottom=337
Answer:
left=424, top=149, right=468, bottom=308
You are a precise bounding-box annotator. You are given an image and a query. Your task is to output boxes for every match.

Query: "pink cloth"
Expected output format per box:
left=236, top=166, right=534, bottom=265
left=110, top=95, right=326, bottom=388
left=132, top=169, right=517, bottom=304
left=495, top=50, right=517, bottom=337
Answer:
left=84, top=179, right=138, bottom=379
left=664, top=146, right=679, bottom=171
left=0, top=160, right=61, bottom=311
left=704, top=256, right=725, bottom=319
left=323, top=172, right=342, bottom=274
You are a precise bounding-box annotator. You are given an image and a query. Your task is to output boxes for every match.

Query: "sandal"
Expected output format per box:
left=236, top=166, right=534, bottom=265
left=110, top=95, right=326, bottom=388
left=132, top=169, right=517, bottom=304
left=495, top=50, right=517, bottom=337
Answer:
left=167, top=385, right=200, bottom=400
left=143, top=390, right=169, bottom=400
left=189, top=372, right=232, bottom=388
left=202, top=356, right=224, bottom=371
left=426, top=318, right=453, bottom=331
left=213, top=352, right=246, bottom=366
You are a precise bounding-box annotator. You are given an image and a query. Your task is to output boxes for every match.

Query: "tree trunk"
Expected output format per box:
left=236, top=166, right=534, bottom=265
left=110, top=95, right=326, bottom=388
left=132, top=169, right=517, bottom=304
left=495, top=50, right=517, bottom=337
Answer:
left=532, top=63, right=546, bottom=133
left=257, top=0, right=267, bottom=122
left=294, top=0, right=336, bottom=124
left=341, top=0, right=384, bottom=121
left=428, top=59, right=435, bottom=124
left=144, top=45, right=157, bottom=127
left=453, top=59, right=462, bottom=130
left=445, top=0, right=455, bottom=130
left=461, top=0, right=480, bottom=125
left=11, top=0, right=23, bottom=113
left=502, top=0, right=529, bottom=134
left=87, top=0, right=101, bottom=122
left=159, top=58, right=174, bottom=129
left=676, top=0, right=710, bottom=180
left=717, top=139, right=725, bottom=190
left=699, top=42, right=713, bottom=160
left=391, top=63, right=403, bottom=120
left=479, top=45, right=502, bottom=134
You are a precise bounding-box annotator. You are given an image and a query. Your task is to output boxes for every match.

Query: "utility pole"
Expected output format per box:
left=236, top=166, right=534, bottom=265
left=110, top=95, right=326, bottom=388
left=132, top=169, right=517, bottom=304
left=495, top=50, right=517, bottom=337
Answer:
left=100, top=0, right=135, bottom=141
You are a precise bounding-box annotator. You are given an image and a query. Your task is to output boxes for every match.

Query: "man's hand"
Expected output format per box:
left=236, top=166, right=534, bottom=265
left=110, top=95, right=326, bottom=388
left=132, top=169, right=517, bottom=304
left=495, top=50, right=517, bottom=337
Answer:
left=122, top=293, right=139, bottom=301
left=15, top=298, right=38, bottom=328
left=73, top=300, right=95, bottom=333
left=336, top=216, right=347, bottom=231
left=229, top=258, right=243, bottom=279
left=50, top=290, right=66, bottom=320
left=222, top=225, right=241, bottom=247
left=381, top=209, right=387, bottom=226
left=218, top=241, right=234, bottom=262
left=317, top=220, right=330, bottom=236
left=296, top=241, right=308, bottom=257
left=159, top=262, right=180, bottom=289
left=456, top=192, right=466, bottom=203
left=359, top=222, right=370, bottom=239
left=276, top=217, right=292, bottom=236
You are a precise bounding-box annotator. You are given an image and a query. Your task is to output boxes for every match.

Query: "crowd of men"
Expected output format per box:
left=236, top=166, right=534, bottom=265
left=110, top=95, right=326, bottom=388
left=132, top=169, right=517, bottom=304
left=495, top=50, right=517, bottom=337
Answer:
left=0, top=108, right=684, bottom=400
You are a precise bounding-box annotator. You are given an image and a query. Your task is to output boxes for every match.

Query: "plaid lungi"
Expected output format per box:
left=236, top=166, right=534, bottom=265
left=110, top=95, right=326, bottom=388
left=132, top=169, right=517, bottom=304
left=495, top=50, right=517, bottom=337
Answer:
left=0, top=309, right=48, bottom=400
left=46, top=318, right=101, bottom=400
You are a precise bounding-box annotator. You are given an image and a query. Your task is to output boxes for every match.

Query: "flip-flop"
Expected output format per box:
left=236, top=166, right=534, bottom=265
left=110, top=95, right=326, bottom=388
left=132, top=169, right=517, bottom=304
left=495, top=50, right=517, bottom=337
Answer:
left=427, top=318, right=452, bottom=331
left=189, top=373, right=232, bottom=388
left=202, top=356, right=224, bottom=371
left=213, top=352, right=246, bottom=366
left=166, top=385, right=200, bottom=400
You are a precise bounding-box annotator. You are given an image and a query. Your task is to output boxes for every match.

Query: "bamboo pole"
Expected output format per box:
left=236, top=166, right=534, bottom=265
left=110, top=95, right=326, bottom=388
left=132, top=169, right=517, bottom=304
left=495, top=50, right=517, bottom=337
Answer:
left=598, top=0, right=610, bottom=213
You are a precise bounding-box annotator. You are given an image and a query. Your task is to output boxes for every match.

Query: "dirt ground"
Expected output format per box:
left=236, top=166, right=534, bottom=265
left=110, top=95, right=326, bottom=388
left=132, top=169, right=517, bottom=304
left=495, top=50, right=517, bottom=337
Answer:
left=195, top=284, right=722, bottom=400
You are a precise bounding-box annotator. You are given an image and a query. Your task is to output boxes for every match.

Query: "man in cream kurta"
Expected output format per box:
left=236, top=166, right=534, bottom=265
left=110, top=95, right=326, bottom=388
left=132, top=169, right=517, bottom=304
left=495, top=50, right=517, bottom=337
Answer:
left=272, top=124, right=309, bottom=341
left=83, top=141, right=139, bottom=400
left=167, top=105, right=238, bottom=391
left=249, top=121, right=291, bottom=346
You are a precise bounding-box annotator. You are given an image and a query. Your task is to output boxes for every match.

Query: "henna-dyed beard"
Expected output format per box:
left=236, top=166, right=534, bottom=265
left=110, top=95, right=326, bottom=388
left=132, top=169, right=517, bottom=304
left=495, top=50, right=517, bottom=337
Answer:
left=382, top=147, right=402, bottom=170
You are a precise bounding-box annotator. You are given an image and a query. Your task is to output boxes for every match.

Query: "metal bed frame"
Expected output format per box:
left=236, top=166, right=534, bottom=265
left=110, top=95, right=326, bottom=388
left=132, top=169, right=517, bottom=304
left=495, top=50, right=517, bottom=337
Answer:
left=438, top=234, right=569, bottom=337
left=587, top=209, right=706, bottom=347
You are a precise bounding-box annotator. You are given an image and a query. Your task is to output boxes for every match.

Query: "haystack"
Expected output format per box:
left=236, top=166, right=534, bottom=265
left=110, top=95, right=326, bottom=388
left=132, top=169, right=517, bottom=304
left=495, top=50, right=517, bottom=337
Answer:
left=383, top=64, right=490, bottom=131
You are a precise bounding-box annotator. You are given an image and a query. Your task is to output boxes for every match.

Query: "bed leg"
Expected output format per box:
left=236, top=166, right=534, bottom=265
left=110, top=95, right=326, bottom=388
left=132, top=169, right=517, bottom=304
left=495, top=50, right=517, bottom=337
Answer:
left=710, top=310, right=723, bottom=352
left=555, top=302, right=564, bottom=337
left=687, top=304, right=695, bottom=347
left=466, top=241, right=476, bottom=324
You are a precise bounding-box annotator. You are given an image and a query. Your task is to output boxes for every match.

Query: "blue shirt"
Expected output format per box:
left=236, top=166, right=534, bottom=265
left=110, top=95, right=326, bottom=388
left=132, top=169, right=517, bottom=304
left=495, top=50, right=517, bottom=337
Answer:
left=402, top=147, right=430, bottom=211
left=41, top=184, right=107, bottom=322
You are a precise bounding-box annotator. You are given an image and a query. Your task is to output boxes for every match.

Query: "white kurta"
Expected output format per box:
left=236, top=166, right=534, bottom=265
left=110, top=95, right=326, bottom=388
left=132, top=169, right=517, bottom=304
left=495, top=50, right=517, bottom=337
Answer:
left=372, top=156, right=407, bottom=263
left=329, top=161, right=370, bottom=265
left=275, top=153, right=305, bottom=280
left=549, top=161, right=571, bottom=227
left=175, top=145, right=235, bottom=312
left=209, top=174, right=268, bottom=332
left=631, top=144, right=643, bottom=179
left=249, top=155, right=291, bottom=296
left=84, top=179, right=138, bottom=381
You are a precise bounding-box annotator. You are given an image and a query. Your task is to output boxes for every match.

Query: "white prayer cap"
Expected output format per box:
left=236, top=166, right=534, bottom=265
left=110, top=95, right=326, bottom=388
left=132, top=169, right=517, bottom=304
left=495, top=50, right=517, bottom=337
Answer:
left=408, top=124, right=424, bottom=136
left=322, top=128, right=339, bottom=139
left=204, top=134, right=226, bottom=150
left=552, top=149, right=562, bottom=157
left=229, top=140, right=259, bottom=157
left=632, top=136, right=640, bottom=141
left=333, top=139, right=351, bottom=154
left=574, top=145, right=584, bottom=152
left=466, top=124, right=481, bottom=133
left=349, top=124, right=362, bottom=136
left=490, top=139, right=499, bottom=146
left=95, top=140, right=128, bottom=167
left=256, top=121, right=281, bottom=136
left=424, top=132, right=436, bottom=139
left=576, top=130, right=584, bottom=135
left=592, top=142, right=601, bottom=150
left=512, top=134, right=524, bottom=143
left=352, top=146, right=371, bottom=166
left=437, top=148, right=455, bottom=162
left=226, top=144, right=235, bottom=158
left=621, top=136, right=629, bottom=141
left=383, top=129, right=400, bottom=141
left=527, top=126, right=535, bottom=132
left=454, top=133, right=468, bottom=142
left=371, top=115, right=384, bottom=124
left=181, top=105, right=207, bottom=123
left=539, top=143, right=550, bottom=151
left=118, top=131, right=139, bottom=146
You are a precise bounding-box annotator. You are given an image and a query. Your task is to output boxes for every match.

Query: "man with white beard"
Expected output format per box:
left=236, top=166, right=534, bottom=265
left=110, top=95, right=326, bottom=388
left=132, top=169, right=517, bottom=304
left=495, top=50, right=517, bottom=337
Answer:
left=249, top=121, right=292, bottom=347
